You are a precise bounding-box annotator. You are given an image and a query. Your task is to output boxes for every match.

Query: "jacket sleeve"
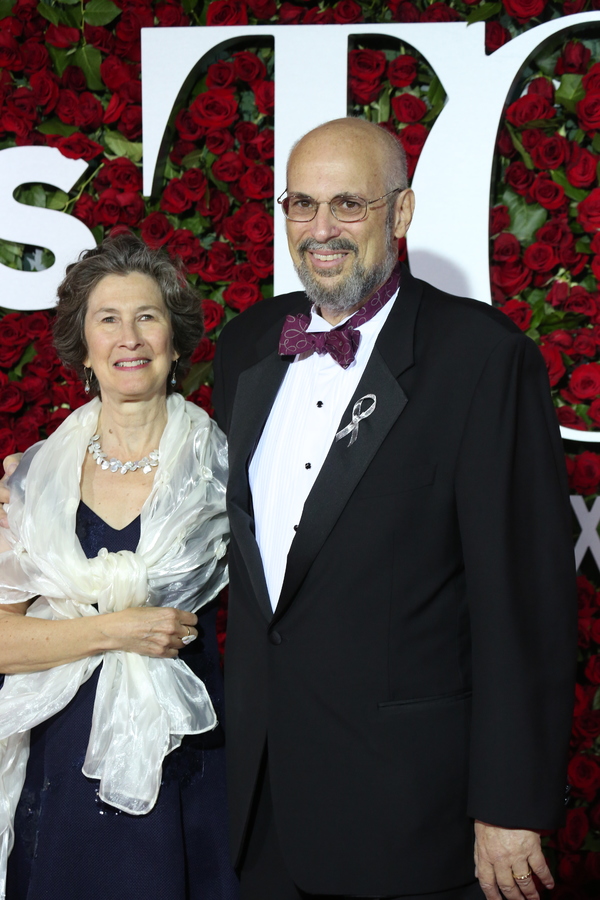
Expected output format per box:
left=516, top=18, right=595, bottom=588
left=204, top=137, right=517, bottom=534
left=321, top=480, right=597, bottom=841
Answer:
left=455, top=332, right=577, bottom=829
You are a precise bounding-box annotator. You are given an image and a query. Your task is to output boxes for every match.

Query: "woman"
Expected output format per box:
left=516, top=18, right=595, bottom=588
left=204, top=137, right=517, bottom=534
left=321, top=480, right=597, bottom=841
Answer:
left=0, top=234, right=238, bottom=900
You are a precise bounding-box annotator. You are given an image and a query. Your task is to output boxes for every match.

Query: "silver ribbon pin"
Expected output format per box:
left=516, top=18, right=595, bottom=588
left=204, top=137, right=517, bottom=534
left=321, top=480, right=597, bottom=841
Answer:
left=335, top=394, right=377, bottom=447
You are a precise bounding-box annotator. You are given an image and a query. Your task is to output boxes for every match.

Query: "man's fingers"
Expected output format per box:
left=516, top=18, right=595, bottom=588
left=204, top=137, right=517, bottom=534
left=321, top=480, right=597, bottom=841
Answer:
left=529, top=850, right=554, bottom=890
left=475, top=857, right=503, bottom=900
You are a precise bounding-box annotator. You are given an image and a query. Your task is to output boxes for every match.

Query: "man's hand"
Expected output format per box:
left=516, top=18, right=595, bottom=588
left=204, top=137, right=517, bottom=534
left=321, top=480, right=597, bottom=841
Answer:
left=474, top=821, right=554, bottom=900
left=0, top=454, right=22, bottom=528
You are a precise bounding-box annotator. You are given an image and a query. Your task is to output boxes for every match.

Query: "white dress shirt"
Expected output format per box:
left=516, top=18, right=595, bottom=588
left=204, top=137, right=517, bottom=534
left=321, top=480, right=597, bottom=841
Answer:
left=249, top=290, right=398, bottom=610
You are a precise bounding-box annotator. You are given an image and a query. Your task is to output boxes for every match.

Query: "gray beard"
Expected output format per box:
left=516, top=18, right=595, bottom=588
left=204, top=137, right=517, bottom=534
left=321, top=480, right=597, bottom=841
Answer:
left=294, top=238, right=398, bottom=315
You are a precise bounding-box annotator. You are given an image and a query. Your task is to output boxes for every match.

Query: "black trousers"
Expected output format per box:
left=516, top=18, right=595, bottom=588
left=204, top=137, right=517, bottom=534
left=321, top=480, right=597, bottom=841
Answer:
left=239, top=758, right=484, bottom=900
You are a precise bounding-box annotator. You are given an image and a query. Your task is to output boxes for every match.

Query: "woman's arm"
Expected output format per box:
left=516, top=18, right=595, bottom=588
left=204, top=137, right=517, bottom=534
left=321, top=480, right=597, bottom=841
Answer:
left=0, top=603, right=199, bottom=674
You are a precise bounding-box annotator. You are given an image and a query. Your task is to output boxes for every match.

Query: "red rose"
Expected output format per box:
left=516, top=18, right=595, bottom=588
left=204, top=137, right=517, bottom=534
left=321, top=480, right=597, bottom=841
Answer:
left=490, top=205, right=511, bottom=235
left=223, top=282, right=262, bottom=312
left=388, top=55, right=418, bottom=88
left=206, top=62, right=235, bottom=92
left=485, top=22, right=511, bottom=54
left=102, top=93, right=127, bottom=126
left=0, top=32, right=22, bottom=70
left=332, top=0, right=363, bottom=22
left=187, top=384, right=213, bottom=416
left=558, top=808, right=590, bottom=852
left=232, top=51, right=265, bottom=84
left=505, top=161, right=535, bottom=196
left=155, top=1, right=189, bottom=26
left=115, top=7, right=153, bottom=47
left=568, top=753, right=600, bottom=799
left=348, top=49, right=386, bottom=81
left=22, top=312, right=51, bottom=341
left=392, top=94, right=427, bottom=123
left=0, top=314, right=29, bottom=364
left=589, top=398, right=600, bottom=424
left=173, top=108, right=203, bottom=142
left=100, top=55, right=134, bottom=91
left=198, top=189, right=230, bottom=225
left=564, top=286, right=597, bottom=316
left=546, top=281, right=570, bottom=307
left=167, top=229, right=203, bottom=264
left=529, top=173, right=565, bottom=210
left=583, top=63, right=600, bottom=91
left=576, top=91, right=600, bottom=133
left=239, top=164, right=273, bottom=200
left=140, top=212, right=173, bottom=249
left=191, top=89, right=238, bottom=131
left=571, top=451, right=600, bottom=493
left=190, top=337, right=216, bottom=364
left=206, top=0, right=248, bottom=26
left=523, top=241, right=558, bottom=272
left=21, top=39, right=48, bottom=74
left=490, top=261, right=532, bottom=296
left=84, top=25, right=114, bottom=54
left=117, top=191, right=144, bottom=227
left=399, top=123, right=428, bottom=160
left=253, top=80, right=274, bottom=116
left=0, top=428, right=17, bottom=462
left=117, top=79, right=141, bottom=105
left=197, top=242, right=235, bottom=283
left=181, top=168, right=207, bottom=202
left=502, top=0, right=547, bottom=22
left=0, top=383, right=23, bottom=414
left=570, top=363, right=600, bottom=399
left=118, top=105, right=142, bottom=141
left=278, top=3, right=304, bottom=23
left=54, top=133, right=104, bottom=161
left=388, top=0, right=420, bottom=21
left=170, top=140, right=195, bottom=167
left=61, top=65, right=86, bottom=93
left=73, top=193, right=96, bottom=226
left=15, top=417, right=41, bottom=453
left=506, top=93, right=555, bottom=126
left=556, top=40, right=591, bottom=75
left=556, top=406, right=586, bottom=429
left=493, top=232, right=520, bottom=262
left=539, top=343, right=566, bottom=386
left=95, top=189, right=121, bottom=226
left=559, top=237, right=586, bottom=276
left=571, top=331, right=597, bottom=358
left=29, top=70, right=59, bottom=114
left=103, top=158, right=142, bottom=192
left=244, top=210, right=273, bottom=244
left=161, top=179, right=193, bottom=215
left=55, top=89, right=79, bottom=126
left=578, top=188, right=600, bottom=232
left=212, top=151, right=245, bottom=183
left=501, top=299, right=532, bottom=331
left=567, top=145, right=598, bottom=188
left=350, top=77, right=383, bottom=105
left=247, top=0, right=277, bottom=16
left=573, top=709, right=600, bottom=739
left=246, top=243, right=273, bottom=278
left=303, top=8, right=334, bottom=23
left=201, top=299, right=225, bottom=331
left=205, top=129, right=235, bottom=155
left=420, top=2, right=460, bottom=20
left=530, top=134, right=568, bottom=170
left=45, top=24, right=80, bottom=49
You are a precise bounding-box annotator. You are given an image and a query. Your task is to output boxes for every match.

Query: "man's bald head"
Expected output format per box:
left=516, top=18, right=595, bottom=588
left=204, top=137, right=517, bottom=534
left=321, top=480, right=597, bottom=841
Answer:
left=287, top=118, right=408, bottom=194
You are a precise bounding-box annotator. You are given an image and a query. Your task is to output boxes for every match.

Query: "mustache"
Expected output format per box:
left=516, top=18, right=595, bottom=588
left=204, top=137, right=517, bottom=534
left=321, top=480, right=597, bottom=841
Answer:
left=298, top=238, right=358, bottom=254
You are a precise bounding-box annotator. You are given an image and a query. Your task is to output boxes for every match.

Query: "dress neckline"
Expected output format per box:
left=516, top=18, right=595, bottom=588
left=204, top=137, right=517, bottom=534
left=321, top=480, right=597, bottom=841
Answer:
left=78, top=500, right=141, bottom=534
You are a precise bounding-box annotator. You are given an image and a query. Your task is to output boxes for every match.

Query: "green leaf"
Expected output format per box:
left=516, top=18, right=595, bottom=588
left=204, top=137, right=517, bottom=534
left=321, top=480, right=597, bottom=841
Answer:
left=182, top=361, right=213, bottom=396
left=91, top=225, right=104, bottom=244
left=57, top=0, right=81, bottom=5
left=37, top=118, right=79, bottom=137
left=103, top=131, right=143, bottom=163
left=550, top=169, right=589, bottom=202
left=0, top=241, right=22, bottom=268
left=466, top=1, right=501, bottom=24
left=37, top=1, right=61, bottom=25
left=0, top=0, right=15, bottom=18
left=47, top=45, right=70, bottom=78
left=375, top=86, right=391, bottom=124
left=576, top=238, right=591, bottom=254
left=501, top=189, right=547, bottom=243
left=594, top=133, right=600, bottom=154
left=16, top=184, right=46, bottom=208
left=506, top=122, right=534, bottom=170
left=10, top=343, right=35, bottom=379
left=46, top=189, right=70, bottom=210
left=72, top=45, right=103, bottom=91
left=181, top=149, right=204, bottom=169
left=537, top=50, right=561, bottom=78
left=182, top=0, right=198, bottom=11
left=83, top=0, right=120, bottom=26
left=555, top=74, right=585, bottom=114
left=427, top=75, right=446, bottom=110
left=62, top=5, right=82, bottom=27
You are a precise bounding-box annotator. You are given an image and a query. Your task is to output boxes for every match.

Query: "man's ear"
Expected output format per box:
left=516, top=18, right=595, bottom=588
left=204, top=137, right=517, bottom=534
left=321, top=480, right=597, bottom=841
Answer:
left=393, top=189, right=415, bottom=241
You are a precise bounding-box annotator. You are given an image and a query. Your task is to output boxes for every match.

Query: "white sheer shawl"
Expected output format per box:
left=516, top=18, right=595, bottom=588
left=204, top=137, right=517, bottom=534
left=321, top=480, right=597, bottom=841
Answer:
left=0, top=393, right=229, bottom=898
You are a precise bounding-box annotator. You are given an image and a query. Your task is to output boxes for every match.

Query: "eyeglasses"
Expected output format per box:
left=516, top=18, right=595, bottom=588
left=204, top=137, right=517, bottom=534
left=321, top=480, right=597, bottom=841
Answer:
left=277, top=188, right=402, bottom=223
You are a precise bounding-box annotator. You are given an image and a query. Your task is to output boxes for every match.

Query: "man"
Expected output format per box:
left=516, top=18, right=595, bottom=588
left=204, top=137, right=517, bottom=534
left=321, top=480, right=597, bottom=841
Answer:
left=211, top=117, right=576, bottom=900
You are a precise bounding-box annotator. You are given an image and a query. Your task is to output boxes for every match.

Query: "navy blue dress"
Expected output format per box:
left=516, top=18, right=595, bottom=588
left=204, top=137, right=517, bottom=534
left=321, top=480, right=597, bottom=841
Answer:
left=6, top=502, right=239, bottom=900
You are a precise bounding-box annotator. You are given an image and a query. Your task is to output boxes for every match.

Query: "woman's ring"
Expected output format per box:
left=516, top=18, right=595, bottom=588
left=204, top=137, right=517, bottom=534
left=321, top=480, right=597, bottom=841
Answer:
left=181, top=625, right=196, bottom=646
left=513, top=870, right=532, bottom=882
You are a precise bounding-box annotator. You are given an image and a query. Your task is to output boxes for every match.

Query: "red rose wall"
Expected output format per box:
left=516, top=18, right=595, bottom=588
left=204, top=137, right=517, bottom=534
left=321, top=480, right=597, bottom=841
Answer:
left=0, top=0, right=599, bottom=894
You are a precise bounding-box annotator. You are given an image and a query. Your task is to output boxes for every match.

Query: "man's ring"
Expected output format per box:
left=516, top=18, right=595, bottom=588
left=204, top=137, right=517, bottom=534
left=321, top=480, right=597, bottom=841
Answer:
left=513, top=870, right=532, bottom=882
left=181, top=625, right=196, bottom=646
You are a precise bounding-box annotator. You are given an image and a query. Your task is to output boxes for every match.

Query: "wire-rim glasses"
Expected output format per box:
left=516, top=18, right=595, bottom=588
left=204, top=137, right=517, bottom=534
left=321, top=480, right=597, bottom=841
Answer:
left=277, top=188, right=402, bottom=223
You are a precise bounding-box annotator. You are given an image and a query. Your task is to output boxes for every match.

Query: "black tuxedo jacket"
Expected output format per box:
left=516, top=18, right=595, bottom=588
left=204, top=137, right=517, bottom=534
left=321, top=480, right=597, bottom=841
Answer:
left=212, top=266, right=577, bottom=897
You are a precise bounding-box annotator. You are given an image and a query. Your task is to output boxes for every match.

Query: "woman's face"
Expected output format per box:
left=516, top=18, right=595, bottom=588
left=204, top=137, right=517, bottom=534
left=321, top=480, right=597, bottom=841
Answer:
left=83, top=272, right=178, bottom=404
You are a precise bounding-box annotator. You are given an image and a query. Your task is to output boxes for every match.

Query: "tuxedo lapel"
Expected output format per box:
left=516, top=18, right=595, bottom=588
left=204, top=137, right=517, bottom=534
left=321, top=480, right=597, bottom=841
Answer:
left=272, top=265, right=423, bottom=624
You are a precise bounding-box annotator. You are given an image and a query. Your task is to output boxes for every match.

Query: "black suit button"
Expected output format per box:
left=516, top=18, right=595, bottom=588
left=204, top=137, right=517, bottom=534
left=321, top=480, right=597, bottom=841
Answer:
left=269, top=631, right=282, bottom=645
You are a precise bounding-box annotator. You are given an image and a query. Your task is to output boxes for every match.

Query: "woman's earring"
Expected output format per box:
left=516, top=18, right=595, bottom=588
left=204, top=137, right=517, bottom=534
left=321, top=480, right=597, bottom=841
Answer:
left=170, top=360, right=178, bottom=386
left=84, top=367, right=92, bottom=395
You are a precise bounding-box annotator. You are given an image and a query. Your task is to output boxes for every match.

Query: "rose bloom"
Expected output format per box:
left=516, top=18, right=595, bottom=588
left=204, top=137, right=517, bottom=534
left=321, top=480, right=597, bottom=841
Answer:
left=493, top=232, right=520, bottom=262
left=21, top=39, right=48, bottom=74
left=557, top=808, right=589, bottom=852
left=529, top=173, right=565, bottom=210
left=571, top=331, right=597, bottom=358
left=523, top=241, right=559, bottom=272
left=564, top=285, right=597, bottom=316
left=505, top=160, right=535, bottom=196
left=567, top=145, right=599, bottom=188
left=140, top=212, right=174, bottom=249
left=244, top=210, right=273, bottom=244
left=392, top=93, right=427, bottom=123
left=570, top=362, right=600, bottom=400
left=167, top=229, right=203, bottom=264
left=100, top=55, right=134, bottom=91
left=198, top=189, right=230, bottom=226
left=501, top=299, right=532, bottom=331
left=568, top=753, right=600, bottom=800
left=206, top=61, right=235, bottom=90
left=502, top=0, right=547, bottom=22
left=539, top=343, right=566, bottom=386
left=277, top=3, right=304, bottom=23
left=556, top=406, right=586, bottom=429
left=223, top=282, right=262, bottom=312
left=485, top=22, right=511, bottom=54
left=531, top=134, right=568, bottom=170
left=84, top=24, right=114, bottom=54
left=528, top=76, right=554, bottom=102
left=571, top=451, right=600, bottom=493
left=349, top=49, right=386, bottom=81
left=246, top=243, right=273, bottom=278
left=190, top=337, right=215, bottom=364
left=490, top=260, right=532, bottom=296
left=233, top=51, right=266, bottom=84
left=350, top=77, right=383, bottom=105
left=490, top=205, right=511, bottom=235
left=576, top=91, right=600, bottom=132
left=239, top=164, right=273, bottom=200
left=45, top=24, right=80, bottom=48
left=156, top=1, right=189, bottom=26
left=506, top=93, right=555, bottom=126
left=0, top=383, right=23, bottom=414
left=206, top=129, right=235, bottom=156
left=420, top=2, right=460, bottom=21
left=191, top=89, right=238, bottom=131
left=197, top=242, right=236, bottom=282
left=388, top=55, right=418, bottom=87
left=400, top=123, right=428, bottom=158
left=181, top=168, right=207, bottom=201
left=0, top=428, right=17, bottom=463
left=583, top=63, right=600, bottom=91
left=585, top=653, right=600, bottom=683
left=187, top=385, right=213, bottom=416
left=118, top=106, right=142, bottom=141
left=254, top=81, right=274, bottom=117
left=73, top=194, right=96, bottom=227
left=54, top=133, right=103, bottom=161
left=556, top=40, right=591, bottom=74
left=577, top=188, right=600, bottom=232
left=332, top=0, right=363, bottom=22
left=206, top=0, right=248, bottom=25
left=103, top=157, right=142, bottom=192
left=247, top=0, right=277, bottom=17
left=201, top=299, right=225, bottom=332
left=29, top=70, right=59, bottom=114
left=161, top=179, right=193, bottom=215
left=213, top=151, right=245, bottom=183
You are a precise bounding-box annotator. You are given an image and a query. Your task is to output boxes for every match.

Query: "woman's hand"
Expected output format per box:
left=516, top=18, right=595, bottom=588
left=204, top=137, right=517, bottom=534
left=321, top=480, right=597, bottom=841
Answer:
left=99, top=606, right=199, bottom=658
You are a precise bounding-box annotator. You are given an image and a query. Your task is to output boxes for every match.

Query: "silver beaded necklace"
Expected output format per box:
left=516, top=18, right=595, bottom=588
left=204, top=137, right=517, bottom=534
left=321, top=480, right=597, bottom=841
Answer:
left=87, top=435, right=160, bottom=475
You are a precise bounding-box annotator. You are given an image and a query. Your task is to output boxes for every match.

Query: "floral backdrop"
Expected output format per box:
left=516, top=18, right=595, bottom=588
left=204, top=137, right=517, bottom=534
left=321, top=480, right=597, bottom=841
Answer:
left=0, top=0, right=600, bottom=894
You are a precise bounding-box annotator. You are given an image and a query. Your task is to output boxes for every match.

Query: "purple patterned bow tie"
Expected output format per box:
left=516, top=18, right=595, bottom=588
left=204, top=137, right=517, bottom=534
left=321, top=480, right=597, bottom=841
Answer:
left=279, top=264, right=401, bottom=369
